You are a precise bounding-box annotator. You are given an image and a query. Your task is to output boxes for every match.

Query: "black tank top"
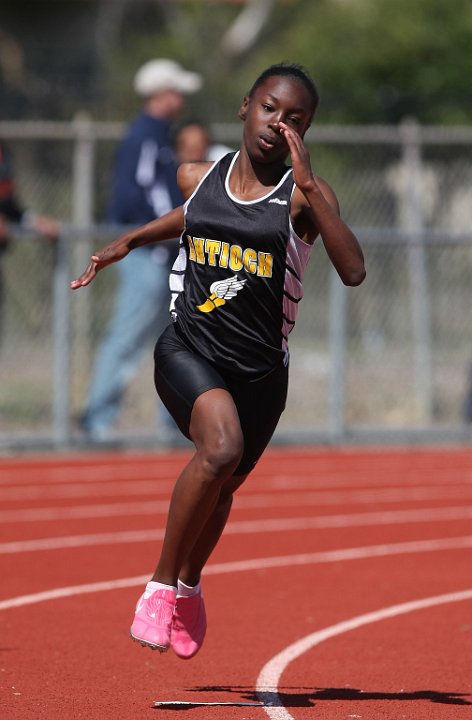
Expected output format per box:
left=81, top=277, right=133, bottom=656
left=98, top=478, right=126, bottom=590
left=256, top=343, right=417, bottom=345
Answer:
left=169, top=152, right=313, bottom=378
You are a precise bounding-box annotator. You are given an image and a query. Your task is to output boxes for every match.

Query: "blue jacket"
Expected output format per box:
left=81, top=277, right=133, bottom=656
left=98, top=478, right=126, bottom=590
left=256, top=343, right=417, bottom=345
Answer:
left=108, top=113, right=183, bottom=225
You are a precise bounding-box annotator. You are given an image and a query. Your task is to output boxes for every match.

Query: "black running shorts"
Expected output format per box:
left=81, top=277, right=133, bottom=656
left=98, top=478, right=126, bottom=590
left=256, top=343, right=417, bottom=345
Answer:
left=154, top=323, right=288, bottom=475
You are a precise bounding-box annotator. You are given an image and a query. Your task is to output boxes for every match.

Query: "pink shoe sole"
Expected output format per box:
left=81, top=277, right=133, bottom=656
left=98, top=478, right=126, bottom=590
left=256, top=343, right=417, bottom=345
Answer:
left=129, top=630, right=169, bottom=652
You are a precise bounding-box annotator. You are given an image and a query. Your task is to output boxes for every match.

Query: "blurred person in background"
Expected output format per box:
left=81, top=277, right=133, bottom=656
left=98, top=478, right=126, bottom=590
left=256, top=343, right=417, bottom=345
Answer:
left=80, top=59, right=202, bottom=442
left=0, top=139, right=59, bottom=344
left=174, top=120, right=232, bottom=164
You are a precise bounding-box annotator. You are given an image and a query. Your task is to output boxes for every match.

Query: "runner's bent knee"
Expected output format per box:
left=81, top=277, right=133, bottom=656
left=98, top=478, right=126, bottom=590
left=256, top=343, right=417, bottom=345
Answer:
left=198, top=431, right=243, bottom=478
left=193, top=418, right=244, bottom=478
left=190, top=390, right=244, bottom=477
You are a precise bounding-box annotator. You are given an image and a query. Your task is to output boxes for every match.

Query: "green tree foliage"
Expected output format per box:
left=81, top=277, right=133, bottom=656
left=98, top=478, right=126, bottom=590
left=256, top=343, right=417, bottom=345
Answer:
left=247, top=0, right=472, bottom=123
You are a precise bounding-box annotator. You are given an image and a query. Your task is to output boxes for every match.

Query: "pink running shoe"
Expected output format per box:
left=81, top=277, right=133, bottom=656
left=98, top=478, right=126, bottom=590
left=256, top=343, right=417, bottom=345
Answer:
left=130, top=588, right=176, bottom=651
left=171, top=591, right=207, bottom=659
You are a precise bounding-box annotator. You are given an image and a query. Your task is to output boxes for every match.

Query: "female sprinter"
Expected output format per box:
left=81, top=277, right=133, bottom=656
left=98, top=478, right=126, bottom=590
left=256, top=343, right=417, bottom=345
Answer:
left=71, top=63, right=366, bottom=659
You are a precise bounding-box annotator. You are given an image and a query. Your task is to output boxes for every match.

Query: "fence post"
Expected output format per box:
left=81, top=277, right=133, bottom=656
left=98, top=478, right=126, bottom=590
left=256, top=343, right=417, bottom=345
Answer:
left=328, top=268, right=348, bottom=441
left=400, top=118, right=433, bottom=423
left=53, top=112, right=95, bottom=448
left=52, top=232, right=71, bottom=447
left=70, top=112, right=96, bottom=437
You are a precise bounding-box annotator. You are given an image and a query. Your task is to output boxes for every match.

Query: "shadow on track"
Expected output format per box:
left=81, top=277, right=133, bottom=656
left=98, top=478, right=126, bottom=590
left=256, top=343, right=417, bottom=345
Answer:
left=156, top=685, right=472, bottom=709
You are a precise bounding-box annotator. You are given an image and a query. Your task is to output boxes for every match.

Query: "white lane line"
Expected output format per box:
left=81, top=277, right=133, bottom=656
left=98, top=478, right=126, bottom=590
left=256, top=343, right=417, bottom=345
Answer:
left=0, top=460, right=185, bottom=485
left=256, top=588, right=472, bottom=720
left=2, top=506, right=472, bottom=555
left=2, top=467, right=471, bottom=492
left=0, top=480, right=472, bottom=504
left=4, top=500, right=472, bottom=529
left=0, top=500, right=170, bottom=522
left=1, top=536, right=472, bottom=611
left=1, top=452, right=470, bottom=488
left=0, top=528, right=165, bottom=553
left=0, top=454, right=378, bottom=484
left=0, top=457, right=358, bottom=486
left=0, top=479, right=173, bottom=501
left=266, top=470, right=472, bottom=491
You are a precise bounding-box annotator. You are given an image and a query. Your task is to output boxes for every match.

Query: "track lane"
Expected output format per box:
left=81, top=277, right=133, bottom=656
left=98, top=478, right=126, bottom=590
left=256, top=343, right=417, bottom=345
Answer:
left=1, top=447, right=471, bottom=719
left=2, top=546, right=472, bottom=719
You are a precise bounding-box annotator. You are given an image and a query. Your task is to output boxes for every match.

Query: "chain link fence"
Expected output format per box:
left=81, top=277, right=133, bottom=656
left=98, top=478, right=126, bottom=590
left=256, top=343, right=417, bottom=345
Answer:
left=1, top=120, right=471, bottom=450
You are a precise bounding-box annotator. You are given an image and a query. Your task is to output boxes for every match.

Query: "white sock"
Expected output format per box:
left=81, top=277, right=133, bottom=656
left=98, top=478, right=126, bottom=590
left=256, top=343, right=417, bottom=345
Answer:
left=144, top=581, right=177, bottom=599
left=177, top=579, right=201, bottom=598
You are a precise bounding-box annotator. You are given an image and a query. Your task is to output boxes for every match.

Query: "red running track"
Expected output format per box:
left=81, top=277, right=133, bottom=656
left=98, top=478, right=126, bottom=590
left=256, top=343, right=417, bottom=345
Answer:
left=1, top=446, right=471, bottom=719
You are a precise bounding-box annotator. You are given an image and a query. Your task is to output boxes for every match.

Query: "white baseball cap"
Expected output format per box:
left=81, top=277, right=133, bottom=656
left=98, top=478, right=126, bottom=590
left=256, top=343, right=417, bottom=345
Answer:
left=133, top=59, right=202, bottom=97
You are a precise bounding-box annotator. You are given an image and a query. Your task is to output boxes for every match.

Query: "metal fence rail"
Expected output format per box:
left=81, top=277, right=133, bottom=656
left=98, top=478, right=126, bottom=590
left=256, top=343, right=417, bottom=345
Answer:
left=1, top=120, right=471, bottom=450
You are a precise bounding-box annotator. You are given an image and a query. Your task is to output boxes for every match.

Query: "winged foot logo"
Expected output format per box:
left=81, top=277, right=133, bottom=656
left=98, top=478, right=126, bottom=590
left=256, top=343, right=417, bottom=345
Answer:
left=197, top=276, right=247, bottom=313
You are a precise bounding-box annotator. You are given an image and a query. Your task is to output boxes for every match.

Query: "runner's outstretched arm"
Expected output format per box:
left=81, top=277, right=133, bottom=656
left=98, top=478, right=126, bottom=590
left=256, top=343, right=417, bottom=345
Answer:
left=70, top=205, right=184, bottom=289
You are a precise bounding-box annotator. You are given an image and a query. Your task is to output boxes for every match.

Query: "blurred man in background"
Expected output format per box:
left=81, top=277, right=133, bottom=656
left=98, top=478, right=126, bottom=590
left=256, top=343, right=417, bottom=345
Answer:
left=80, top=59, right=201, bottom=442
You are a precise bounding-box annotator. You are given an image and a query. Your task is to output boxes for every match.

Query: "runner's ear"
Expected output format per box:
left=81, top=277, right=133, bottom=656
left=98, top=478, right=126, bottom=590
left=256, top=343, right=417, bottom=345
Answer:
left=238, top=96, right=249, bottom=121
